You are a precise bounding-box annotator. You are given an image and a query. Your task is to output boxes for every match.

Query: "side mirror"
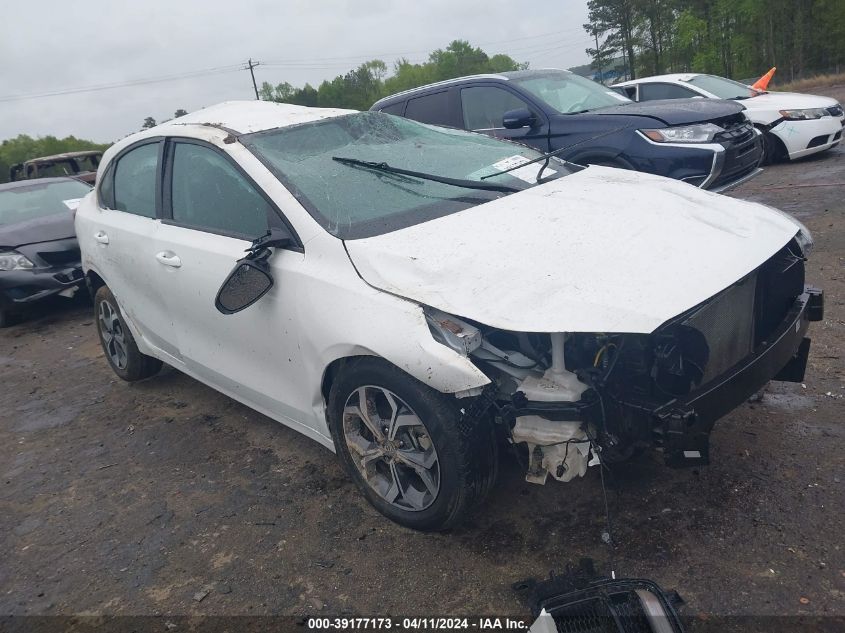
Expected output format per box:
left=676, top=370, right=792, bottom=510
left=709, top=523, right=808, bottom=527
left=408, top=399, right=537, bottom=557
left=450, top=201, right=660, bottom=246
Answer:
left=502, top=108, right=537, bottom=129
left=215, top=250, right=274, bottom=315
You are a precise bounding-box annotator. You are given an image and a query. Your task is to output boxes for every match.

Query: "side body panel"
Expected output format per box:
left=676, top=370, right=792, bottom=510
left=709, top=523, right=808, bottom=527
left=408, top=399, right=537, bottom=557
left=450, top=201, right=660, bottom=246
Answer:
left=77, top=125, right=491, bottom=451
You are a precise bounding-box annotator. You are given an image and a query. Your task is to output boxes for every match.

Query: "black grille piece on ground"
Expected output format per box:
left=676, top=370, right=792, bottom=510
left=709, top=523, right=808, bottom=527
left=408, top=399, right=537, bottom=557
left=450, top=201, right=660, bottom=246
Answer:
left=514, top=560, right=685, bottom=633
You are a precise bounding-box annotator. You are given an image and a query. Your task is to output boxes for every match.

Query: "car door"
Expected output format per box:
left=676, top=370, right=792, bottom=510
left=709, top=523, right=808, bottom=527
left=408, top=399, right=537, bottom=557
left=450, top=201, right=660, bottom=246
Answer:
left=458, top=84, right=551, bottom=151
left=92, top=140, right=182, bottom=363
left=155, top=138, right=312, bottom=427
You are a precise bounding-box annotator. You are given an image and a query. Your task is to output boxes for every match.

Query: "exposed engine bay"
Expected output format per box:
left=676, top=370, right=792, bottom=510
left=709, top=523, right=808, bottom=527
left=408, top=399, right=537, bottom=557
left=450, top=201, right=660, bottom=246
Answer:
left=426, top=237, right=823, bottom=485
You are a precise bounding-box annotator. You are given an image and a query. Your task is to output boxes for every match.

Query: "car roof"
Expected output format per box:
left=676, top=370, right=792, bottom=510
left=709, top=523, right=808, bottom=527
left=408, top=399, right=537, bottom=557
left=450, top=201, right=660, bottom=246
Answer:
left=155, top=100, right=356, bottom=136
left=102, top=101, right=358, bottom=170
left=0, top=176, right=91, bottom=192
left=371, top=74, right=510, bottom=108
left=616, top=73, right=702, bottom=87
left=371, top=68, right=571, bottom=109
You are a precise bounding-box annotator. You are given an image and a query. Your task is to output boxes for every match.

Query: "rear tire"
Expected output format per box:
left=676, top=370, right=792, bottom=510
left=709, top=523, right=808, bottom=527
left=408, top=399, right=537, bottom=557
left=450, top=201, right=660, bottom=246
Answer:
left=327, top=357, right=497, bottom=531
left=94, top=285, right=162, bottom=382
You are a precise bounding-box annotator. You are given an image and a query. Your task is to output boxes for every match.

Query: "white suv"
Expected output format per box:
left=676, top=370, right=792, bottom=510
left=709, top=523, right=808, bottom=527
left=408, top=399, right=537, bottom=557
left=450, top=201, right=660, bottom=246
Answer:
left=76, top=101, right=822, bottom=530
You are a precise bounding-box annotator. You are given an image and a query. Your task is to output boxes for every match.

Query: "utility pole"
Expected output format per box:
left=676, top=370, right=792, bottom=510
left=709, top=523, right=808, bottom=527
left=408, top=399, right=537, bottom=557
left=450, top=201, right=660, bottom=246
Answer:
left=594, top=32, right=604, bottom=85
left=246, top=59, right=260, bottom=100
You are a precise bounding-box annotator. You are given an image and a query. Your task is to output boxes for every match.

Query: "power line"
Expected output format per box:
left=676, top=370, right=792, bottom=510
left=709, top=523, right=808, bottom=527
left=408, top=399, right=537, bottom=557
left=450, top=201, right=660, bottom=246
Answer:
left=0, top=30, right=596, bottom=104
left=0, top=64, right=244, bottom=103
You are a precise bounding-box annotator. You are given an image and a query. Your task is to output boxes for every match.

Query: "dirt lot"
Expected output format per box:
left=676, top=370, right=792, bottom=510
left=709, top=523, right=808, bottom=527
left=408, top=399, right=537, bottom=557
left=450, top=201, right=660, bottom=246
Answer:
left=2, top=88, right=844, bottom=630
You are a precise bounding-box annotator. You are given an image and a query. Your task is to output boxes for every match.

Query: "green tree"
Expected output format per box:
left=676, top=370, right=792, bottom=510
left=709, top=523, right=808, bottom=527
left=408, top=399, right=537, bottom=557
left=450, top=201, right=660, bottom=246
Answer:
left=174, top=109, right=188, bottom=118
left=586, top=0, right=639, bottom=79
left=0, top=134, right=110, bottom=183
left=260, top=40, right=526, bottom=110
left=141, top=117, right=156, bottom=129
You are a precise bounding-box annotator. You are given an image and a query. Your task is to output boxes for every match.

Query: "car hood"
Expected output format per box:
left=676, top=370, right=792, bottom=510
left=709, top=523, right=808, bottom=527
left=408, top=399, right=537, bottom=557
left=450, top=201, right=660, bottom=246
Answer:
left=344, top=167, right=801, bottom=334
left=587, top=98, right=745, bottom=126
left=740, top=91, right=839, bottom=112
left=0, top=211, right=76, bottom=249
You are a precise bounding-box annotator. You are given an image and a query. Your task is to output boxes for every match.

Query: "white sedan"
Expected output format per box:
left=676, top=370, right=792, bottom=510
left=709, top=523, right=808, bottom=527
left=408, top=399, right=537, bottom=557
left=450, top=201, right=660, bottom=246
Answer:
left=615, top=73, right=844, bottom=163
left=75, top=101, right=822, bottom=530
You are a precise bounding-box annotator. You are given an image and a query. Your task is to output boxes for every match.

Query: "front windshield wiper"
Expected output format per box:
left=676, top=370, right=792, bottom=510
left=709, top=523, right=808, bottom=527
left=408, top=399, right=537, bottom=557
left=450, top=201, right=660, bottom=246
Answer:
left=331, top=157, right=521, bottom=193
left=480, top=125, right=629, bottom=182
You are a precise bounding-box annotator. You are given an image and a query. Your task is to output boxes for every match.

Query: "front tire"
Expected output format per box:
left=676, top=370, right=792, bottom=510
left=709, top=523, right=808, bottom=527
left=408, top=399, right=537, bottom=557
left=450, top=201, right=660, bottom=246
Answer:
left=94, top=285, right=162, bottom=382
left=327, top=357, right=497, bottom=531
left=759, top=128, right=786, bottom=164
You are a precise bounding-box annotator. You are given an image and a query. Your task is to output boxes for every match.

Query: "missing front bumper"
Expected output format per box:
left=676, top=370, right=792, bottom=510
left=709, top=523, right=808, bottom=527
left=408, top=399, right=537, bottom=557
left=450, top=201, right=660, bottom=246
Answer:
left=656, top=286, right=821, bottom=468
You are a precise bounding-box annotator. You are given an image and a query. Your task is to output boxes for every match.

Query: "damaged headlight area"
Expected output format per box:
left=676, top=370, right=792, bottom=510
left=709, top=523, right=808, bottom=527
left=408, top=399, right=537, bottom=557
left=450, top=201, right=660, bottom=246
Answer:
left=426, top=306, right=625, bottom=485
left=424, top=238, right=817, bottom=485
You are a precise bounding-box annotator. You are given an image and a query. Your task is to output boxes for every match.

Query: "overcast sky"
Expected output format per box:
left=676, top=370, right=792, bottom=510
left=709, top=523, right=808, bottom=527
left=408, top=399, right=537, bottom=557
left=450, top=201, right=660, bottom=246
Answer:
left=0, top=0, right=591, bottom=143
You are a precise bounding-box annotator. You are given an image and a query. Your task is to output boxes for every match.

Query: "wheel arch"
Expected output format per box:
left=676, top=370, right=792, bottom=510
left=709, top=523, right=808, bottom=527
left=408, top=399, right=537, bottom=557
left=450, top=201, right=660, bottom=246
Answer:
left=318, top=345, right=489, bottom=417
left=755, top=124, right=789, bottom=163
left=85, top=269, right=107, bottom=297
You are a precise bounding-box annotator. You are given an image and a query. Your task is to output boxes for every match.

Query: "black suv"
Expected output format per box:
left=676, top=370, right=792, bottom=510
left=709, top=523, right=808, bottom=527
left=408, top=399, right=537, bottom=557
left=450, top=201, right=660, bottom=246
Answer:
left=371, top=69, right=763, bottom=191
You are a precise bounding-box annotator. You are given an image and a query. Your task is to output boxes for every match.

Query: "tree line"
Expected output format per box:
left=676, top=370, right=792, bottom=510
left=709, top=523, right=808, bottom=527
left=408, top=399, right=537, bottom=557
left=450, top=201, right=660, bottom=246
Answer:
left=586, top=0, right=845, bottom=82
left=258, top=40, right=526, bottom=110
left=0, top=135, right=110, bottom=184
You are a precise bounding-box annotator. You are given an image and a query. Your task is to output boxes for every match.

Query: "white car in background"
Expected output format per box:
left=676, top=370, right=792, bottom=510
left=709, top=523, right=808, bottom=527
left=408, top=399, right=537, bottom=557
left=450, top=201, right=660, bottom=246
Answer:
left=75, top=101, right=822, bottom=531
left=614, top=73, right=844, bottom=163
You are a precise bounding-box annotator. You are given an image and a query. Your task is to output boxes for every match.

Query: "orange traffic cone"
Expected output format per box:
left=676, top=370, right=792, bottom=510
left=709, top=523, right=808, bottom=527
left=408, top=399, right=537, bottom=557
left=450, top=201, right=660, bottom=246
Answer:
left=752, top=67, right=776, bottom=90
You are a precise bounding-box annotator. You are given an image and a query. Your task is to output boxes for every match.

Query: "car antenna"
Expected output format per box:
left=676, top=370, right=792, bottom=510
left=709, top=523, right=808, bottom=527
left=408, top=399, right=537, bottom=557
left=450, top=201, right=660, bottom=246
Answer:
left=480, top=126, right=630, bottom=183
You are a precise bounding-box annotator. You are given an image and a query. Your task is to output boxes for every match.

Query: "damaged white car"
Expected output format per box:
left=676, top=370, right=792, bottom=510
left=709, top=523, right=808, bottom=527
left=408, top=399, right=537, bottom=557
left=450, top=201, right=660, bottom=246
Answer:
left=75, top=101, right=823, bottom=531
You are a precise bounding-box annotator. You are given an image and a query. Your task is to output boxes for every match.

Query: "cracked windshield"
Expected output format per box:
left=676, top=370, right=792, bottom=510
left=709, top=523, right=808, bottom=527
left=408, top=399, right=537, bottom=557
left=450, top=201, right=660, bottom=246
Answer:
left=243, top=112, right=574, bottom=238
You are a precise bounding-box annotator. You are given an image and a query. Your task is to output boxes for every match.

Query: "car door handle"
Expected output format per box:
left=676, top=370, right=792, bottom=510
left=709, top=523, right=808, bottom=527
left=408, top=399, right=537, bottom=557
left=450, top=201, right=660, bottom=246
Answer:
left=94, top=231, right=109, bottom=244
left=155, top=251, right=182, bottom=268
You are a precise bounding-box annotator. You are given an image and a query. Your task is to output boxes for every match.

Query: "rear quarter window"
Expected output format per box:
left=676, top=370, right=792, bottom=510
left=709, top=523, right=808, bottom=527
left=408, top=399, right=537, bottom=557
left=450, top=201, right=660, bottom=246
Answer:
left=98, top=164, right=115, bottom=209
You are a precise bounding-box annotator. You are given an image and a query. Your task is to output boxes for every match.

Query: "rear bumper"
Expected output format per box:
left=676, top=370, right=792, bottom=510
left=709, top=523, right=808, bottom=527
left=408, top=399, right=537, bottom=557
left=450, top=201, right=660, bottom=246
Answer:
left=655, top=285, right=823, bottom=467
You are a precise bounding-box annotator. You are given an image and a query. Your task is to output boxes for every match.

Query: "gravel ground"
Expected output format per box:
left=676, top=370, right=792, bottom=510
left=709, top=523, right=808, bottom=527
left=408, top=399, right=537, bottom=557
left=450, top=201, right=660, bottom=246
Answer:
left=1, top=88, right=843, bottom=630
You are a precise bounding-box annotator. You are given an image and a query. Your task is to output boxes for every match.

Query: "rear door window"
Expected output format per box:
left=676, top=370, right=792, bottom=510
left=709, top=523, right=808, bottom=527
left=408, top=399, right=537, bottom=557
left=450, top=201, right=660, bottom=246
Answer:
left=460, top=86, right=530, bottom=131
left=113, top=142, right=159, bottom=218
left=639, top=83, right=698, bottom=101
left=404, top=91, right=453, bottom=126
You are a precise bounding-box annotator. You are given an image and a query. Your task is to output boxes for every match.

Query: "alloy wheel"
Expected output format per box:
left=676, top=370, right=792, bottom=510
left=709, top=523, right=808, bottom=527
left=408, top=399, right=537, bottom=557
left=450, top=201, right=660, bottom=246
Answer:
left=98, top=299, right=128, bottom=370
left=342, top=385, right=440, bottom=512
